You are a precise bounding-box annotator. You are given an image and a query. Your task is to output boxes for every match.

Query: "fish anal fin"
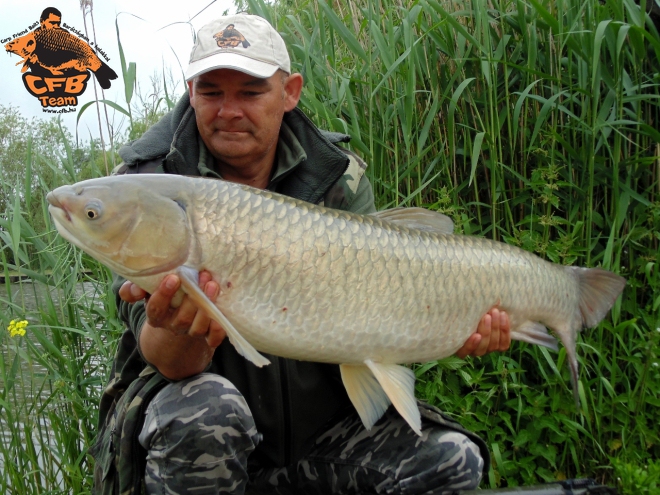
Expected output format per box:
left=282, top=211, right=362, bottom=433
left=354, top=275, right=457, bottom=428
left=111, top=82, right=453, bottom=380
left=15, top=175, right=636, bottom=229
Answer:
left=511, top=321, right=558, bottom=351
left=176, top=266, right=270, bottom=368
left=340, top=364, right=391, bottom=430
left=372, top=207, right=454, bottom=235
left=514, top=318, right=581, bottom=408
left=364, top=360, right=421, bottom=435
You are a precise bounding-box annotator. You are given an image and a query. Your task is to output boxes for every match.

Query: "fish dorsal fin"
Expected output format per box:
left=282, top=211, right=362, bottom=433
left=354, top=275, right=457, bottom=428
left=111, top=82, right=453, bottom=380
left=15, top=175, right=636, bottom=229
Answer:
left=340, top=364, right=391, bottom=430
left=372, top=207, right=454, bottom=234
left=177, top=266, right=271, bottom=368
left=364, top=360, right=421, bottom=435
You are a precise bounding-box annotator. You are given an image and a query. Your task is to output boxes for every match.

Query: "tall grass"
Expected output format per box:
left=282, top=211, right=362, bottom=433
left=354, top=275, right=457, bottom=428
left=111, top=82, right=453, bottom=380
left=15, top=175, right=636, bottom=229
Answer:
left=0, top=141, right=123, bottom=493
left=0, top=0, right=658, bottom=492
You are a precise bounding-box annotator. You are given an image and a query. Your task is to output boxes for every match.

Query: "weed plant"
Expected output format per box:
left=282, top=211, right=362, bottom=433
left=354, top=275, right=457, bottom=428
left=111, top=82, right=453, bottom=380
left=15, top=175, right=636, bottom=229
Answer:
left=0, top=0, right=658, bottom=493
left=0, top=131, right=124, bottom=493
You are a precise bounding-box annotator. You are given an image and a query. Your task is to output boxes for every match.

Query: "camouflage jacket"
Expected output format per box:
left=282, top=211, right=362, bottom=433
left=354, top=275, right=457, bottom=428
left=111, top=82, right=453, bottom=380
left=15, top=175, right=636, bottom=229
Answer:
left=91, top=94, right=376, bottom=493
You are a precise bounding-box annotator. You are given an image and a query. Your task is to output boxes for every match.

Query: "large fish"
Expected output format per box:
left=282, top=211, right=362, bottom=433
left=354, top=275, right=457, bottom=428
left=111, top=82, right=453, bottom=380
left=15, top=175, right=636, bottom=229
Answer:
left=46, top=174, right=625, bottom=434
left=5, top=28, right=117, bottom=88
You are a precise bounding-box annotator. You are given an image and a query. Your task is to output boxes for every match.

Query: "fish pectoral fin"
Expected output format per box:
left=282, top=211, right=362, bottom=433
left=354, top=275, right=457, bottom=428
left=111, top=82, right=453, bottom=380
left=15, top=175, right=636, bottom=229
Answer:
left=176, top=266, right=270, bottom=368
left=511, top=321, right=559, bottom=351
left=365, top=360, right=421, bottom=436
left=340, top=363, right=391, bottom=431
left=372, top=207, right=454, bottom=235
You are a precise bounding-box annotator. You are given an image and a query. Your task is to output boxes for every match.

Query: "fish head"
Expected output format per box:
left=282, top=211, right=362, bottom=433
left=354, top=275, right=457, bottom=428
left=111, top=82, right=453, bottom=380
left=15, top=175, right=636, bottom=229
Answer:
left=47, top=176, right=192, bottom=278
left=5, top=32, right=36, bottom=58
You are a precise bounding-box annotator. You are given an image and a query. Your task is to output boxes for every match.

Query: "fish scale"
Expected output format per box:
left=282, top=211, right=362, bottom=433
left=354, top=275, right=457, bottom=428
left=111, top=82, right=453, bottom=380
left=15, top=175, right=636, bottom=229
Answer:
left=35, top=29, right=93, bottom=57
left=46, top=174, right=626, bottom=434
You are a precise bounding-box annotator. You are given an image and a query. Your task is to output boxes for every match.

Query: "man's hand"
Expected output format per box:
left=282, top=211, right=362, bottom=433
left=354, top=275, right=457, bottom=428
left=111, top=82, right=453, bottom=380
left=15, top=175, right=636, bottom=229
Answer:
left=455, top=308, right=511, bottom=359
left=120, top=271, right=227, bottom=380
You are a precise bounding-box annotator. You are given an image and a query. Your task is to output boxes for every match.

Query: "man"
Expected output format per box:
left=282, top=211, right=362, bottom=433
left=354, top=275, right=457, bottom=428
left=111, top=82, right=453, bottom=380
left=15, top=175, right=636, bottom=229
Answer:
left=91, top=13, right=511, bottom=495
left=39, top=7, right=63, bottom=30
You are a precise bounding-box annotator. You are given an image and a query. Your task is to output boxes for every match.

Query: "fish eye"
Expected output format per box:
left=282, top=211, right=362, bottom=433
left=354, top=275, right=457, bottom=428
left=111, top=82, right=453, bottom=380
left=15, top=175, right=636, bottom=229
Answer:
left=85, top=203, right=102, bottom=220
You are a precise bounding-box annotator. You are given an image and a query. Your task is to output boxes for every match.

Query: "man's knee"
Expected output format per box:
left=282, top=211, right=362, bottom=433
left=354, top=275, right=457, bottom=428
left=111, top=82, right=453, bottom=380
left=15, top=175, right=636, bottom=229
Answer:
left=400, top=429, right=484, bottom=493
left=139, top=372, right=259, bottom=470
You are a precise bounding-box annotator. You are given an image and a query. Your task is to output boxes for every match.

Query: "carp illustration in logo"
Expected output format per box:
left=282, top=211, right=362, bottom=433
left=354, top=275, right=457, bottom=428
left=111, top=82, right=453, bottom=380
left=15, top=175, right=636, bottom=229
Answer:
left=4, top=7, right=117, bottom=109
left=213, top=24, right=251, bottom=49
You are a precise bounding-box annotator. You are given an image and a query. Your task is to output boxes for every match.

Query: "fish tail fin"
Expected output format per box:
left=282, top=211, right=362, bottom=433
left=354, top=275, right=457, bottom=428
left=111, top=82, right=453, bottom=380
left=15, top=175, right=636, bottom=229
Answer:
left=94, top=61, right=118, bottom=89
left=561, top=266, right=625, bottom=408
left=569, top=266, right=626, bottom=328
left=511, top=268, right=624, bottom=409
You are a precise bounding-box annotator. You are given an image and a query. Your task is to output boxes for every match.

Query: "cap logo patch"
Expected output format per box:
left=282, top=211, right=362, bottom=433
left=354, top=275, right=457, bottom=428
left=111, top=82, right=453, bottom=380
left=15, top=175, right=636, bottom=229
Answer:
left=213, top=24, right=251, bottom=49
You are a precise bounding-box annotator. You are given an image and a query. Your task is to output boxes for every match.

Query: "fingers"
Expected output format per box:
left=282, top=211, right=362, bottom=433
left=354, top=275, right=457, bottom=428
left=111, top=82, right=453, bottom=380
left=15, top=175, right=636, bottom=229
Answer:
left=144, top=275, right=181, bottom=329
left=176, top=270, right=216, bottom=332
left=197, top=279, right=226, bottom=347
left=198, top=270, right=213, bottom=288
left=118, top=281, right=148, bottom=303
left=120, top=273, right=213, bottom=305
left=459, top=307, right=512, bottom=358
left=497, top=310, right=511, bottom=351
left=189, top=280, right=219, bottom=337
left=472, top=312, right=492, bottom=357
left=144, top=272, right=226, bottom=347
left=145, top=274, right=202, bottom=333
left=455, top=333, right=482, bottom=359
left=486, top=308, right=502, bottom=353
left=484, top=308, right=511, bottom=353
left=206, top=320, right=227, bottom=348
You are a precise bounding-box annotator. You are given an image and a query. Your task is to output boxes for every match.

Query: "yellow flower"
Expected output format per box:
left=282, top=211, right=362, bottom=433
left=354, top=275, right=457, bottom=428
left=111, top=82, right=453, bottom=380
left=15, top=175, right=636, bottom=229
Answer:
left=7, top=319, right=28, bottom=338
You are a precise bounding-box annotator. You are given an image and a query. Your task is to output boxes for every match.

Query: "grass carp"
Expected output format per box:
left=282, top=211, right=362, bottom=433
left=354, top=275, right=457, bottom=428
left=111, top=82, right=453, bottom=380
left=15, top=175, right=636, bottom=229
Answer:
left=46, top=174, right=626, bottom=434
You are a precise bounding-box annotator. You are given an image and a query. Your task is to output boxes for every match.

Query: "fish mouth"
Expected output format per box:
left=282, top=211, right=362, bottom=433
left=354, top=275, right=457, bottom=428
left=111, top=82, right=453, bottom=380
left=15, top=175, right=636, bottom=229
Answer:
left=46, top=191, right=71, bottom=222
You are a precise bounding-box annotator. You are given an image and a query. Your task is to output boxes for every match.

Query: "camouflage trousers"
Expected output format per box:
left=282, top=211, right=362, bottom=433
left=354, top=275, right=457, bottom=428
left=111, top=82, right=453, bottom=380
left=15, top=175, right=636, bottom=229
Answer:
left=139, top=373, right=484, bottom=495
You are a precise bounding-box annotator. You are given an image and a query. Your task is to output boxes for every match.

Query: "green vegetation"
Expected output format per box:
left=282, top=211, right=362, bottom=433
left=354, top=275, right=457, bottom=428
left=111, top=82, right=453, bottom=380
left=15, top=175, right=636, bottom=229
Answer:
left=0, top=106, right=122, bottom=493
left=1, top=0, right=658, bottom=493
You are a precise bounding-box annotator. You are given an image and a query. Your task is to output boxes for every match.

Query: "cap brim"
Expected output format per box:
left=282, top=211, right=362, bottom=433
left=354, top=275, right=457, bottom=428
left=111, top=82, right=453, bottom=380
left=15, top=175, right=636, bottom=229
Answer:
left=185, top=52, right=280, bottom=80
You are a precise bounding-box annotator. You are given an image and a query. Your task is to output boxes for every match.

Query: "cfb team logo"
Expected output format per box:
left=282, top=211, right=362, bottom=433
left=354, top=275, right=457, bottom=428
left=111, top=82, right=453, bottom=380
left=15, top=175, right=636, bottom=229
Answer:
left=3, top=7, right=117, bottom=112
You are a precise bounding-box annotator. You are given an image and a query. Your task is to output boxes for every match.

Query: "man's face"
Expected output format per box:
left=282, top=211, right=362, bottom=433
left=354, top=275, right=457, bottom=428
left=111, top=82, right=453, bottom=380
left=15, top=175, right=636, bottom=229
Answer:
left=41, top=14, right=61, bottom=29
left=189, top=69, right=301, bottom=170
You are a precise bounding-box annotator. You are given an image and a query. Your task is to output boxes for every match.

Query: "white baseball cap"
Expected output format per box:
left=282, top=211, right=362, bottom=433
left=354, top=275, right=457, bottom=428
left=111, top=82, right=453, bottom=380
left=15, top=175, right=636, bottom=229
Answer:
left=185, top=14, right=291, bottom=80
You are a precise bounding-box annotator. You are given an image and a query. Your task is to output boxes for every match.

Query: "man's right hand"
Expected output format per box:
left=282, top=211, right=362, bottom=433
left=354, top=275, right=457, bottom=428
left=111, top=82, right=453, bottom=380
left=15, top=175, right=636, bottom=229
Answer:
left=119, top=272, right=227, bottom=380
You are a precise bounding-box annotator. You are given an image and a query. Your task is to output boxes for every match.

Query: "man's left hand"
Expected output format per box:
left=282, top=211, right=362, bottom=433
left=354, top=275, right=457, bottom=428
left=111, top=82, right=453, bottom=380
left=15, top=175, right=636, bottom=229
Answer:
left=455, top=308, right=511, bottom=359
